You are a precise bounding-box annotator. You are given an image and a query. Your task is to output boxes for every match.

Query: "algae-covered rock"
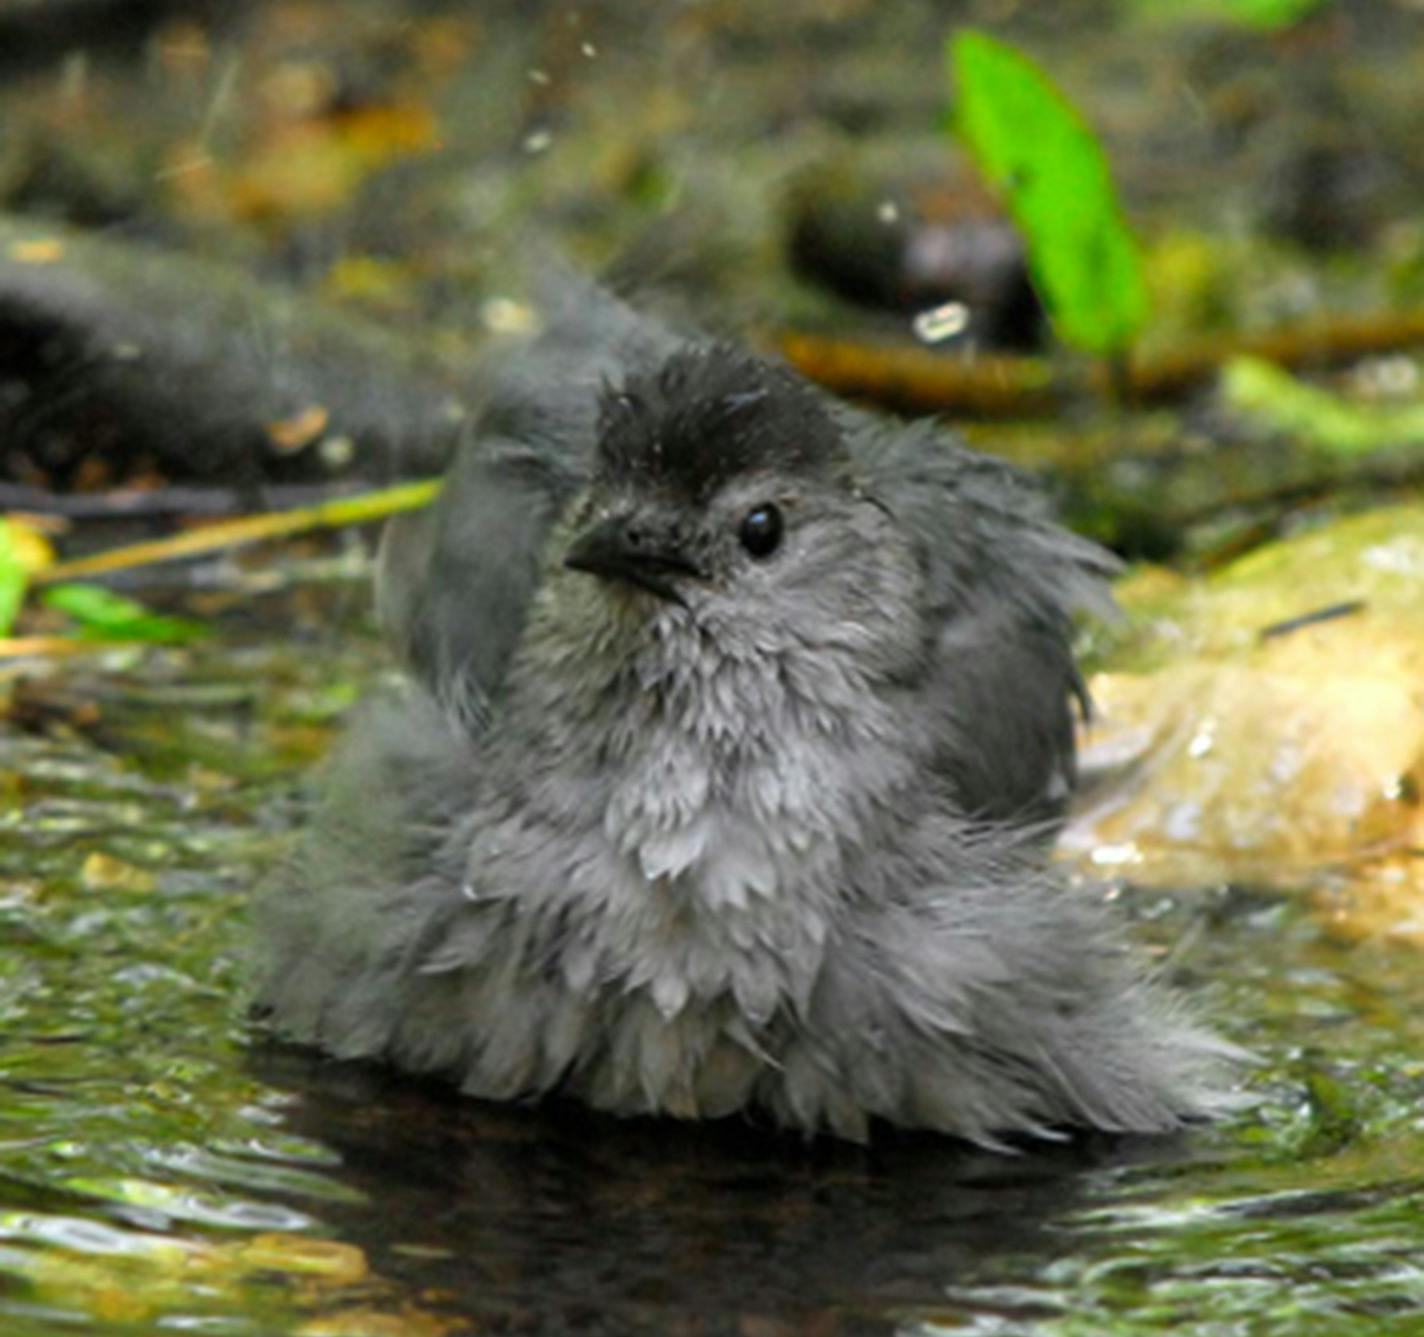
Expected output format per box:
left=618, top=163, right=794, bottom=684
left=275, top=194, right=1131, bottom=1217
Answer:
left=1067, top=504, right=1424, bottom=943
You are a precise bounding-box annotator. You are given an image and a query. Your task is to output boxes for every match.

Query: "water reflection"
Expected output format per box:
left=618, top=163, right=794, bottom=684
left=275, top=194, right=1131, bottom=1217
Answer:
left=252, top=1047, right=1190, bottom=1336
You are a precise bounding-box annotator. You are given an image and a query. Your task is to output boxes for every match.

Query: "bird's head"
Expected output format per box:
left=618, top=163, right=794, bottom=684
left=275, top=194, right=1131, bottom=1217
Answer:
left=558, top=346, right=921, bottom=671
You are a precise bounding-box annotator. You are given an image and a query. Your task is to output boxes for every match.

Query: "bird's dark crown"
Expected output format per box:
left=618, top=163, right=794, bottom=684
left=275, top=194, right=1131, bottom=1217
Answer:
left=595, top=346, right=845, bottom=503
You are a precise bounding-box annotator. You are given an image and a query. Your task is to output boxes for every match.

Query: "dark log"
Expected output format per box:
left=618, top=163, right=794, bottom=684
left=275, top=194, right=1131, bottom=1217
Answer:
left=0, top=216, right=475, bottom=487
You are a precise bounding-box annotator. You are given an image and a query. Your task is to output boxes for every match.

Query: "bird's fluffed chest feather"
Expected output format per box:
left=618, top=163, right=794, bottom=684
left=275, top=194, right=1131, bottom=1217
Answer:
left=438, top=608, right=921, bottom=1053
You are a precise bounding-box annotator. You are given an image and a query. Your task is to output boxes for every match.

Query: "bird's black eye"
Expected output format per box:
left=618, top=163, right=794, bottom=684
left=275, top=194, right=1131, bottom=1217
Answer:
left=738, top=503, right=783, bottom=558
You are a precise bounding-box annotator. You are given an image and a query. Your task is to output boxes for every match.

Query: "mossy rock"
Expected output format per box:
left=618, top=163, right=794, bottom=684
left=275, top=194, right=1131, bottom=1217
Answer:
left=1067, top=504, right=1424, bottom=944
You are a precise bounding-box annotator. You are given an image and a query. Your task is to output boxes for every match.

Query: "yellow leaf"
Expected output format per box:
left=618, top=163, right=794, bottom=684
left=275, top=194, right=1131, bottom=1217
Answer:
left=3, top=515, right=58, bottom=575
left=8, top=237, right=64, bottom=263
left=267, top=404, right=331, bottom=453
left=80, top=852, right=157, bottom=893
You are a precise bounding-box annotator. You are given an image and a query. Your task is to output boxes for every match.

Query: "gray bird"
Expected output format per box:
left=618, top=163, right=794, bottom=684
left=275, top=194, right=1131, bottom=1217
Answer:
left=254, top=281, right=1239, bottom=1145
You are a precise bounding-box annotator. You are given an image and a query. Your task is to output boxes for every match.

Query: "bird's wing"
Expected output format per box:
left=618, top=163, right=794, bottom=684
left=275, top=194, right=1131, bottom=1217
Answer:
left=376, top=279, right=686, bottom=724
left=851, top=413, right=1120, bottom=826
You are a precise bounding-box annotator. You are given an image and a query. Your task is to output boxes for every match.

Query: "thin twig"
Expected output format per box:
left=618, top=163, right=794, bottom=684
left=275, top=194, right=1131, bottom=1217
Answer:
left=0, top=481, right=383, bottom=521
left=31, top=478, right=440, bottom=585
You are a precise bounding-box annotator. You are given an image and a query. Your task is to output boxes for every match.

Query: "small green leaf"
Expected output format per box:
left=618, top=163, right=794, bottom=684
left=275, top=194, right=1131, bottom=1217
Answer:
left=1223, top=355, right=1424, bottom=458
left=0, top=519, right=28, bottom=636
left=1125, top=0, right=1328, bottom=32
left=949, top=30, right=1148, bottom=356
left=41, top=583, right=210, bottom=644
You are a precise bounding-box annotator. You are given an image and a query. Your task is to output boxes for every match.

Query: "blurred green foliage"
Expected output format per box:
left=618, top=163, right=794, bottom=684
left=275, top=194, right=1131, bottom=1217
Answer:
left=42, top=583, right=209, bottom=644
left=0, top=520, right=25, bottom=636
left=1224, top=355, right=1424, bottom=457
left=950, top=28, right=1149, bottom=357
left=1125, top=0, right=1329, bottom=31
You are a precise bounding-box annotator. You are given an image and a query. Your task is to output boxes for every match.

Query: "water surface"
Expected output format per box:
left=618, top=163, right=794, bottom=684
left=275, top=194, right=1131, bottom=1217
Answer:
left=2, top=596, right=1422, bottom=1335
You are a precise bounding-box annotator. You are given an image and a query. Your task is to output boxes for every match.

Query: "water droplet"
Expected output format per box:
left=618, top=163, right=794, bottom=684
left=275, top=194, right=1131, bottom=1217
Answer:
left=1351, top=353, right=1418, bottom=399
left=1162, top=801, right=1202, bottom=842
left=911, top=301, right=970, bottom=344
left=479, top=297, right=539, bottom=334
left=318, top=435, right=354, bottom=469
left=522, top=128, right=553, bottom=155
left=580, top=41, right=598, bottom=57
left=876, top=199, right=900, bottom=224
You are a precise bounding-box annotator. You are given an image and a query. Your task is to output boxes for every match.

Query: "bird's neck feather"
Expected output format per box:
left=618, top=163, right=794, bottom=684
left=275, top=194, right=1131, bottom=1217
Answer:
left=489, top=601, right=923, bottom=913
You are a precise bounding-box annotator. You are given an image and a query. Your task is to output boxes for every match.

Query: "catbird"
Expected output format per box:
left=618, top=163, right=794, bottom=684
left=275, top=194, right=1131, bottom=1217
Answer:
left=254, top=280, right=1238, bottom=1145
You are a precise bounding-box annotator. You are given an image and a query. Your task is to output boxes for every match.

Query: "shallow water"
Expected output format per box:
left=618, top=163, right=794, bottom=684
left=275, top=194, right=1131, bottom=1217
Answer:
left=2, top=596, right=1423, bottom=1336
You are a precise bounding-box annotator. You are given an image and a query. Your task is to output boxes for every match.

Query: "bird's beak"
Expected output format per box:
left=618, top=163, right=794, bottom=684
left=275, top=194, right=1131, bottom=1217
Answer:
left=564, top=515, right=701, bottom=605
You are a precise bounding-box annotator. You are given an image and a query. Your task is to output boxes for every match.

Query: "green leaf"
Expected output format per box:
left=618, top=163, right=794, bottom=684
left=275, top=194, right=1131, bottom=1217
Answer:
left=949, top=29, right=1148, bottom=356
left=1223, top=355, right=1424, bottom=459
left=1125, top=0, right=1328, bottom=32
left=41, top=583, right=210, bottom=644
left=0, top=519, right=28, bottom=637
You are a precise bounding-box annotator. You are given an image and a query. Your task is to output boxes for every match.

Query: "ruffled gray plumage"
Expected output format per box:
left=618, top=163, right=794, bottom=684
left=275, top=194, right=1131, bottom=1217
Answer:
left=254, top=280, right=1241, bottom=1145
